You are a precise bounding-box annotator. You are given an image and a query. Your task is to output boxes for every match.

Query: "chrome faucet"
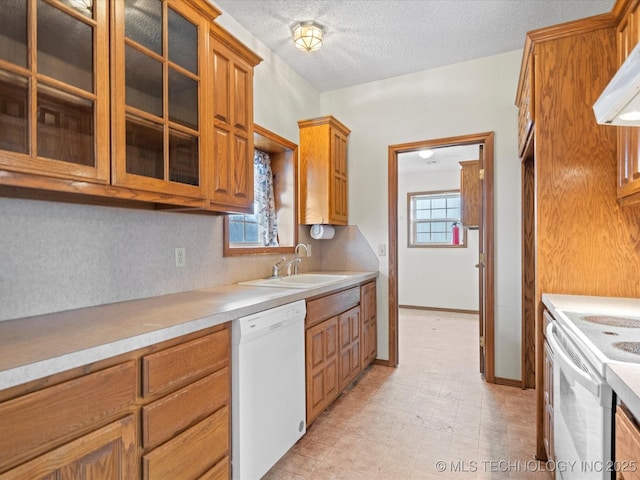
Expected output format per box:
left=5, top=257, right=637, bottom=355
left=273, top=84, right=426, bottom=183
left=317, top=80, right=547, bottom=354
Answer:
left=272, top=257, right=287, bottom=277
left=295, top=243, right=308, bottom=257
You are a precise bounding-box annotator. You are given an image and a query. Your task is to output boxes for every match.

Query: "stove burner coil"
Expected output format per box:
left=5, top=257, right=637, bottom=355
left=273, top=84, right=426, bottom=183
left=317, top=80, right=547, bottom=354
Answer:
left=581, top=315, right=640, bottom=328
left=612, top=342, right=640, bottom=355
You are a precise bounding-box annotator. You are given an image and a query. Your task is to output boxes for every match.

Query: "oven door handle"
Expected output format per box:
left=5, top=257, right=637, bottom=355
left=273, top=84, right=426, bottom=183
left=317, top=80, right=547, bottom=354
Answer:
left=546, top=322, right=600, bottom=397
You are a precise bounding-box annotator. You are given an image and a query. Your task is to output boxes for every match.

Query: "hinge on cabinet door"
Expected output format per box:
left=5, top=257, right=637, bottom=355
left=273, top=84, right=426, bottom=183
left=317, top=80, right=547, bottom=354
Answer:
left=479, top=168, right=485, bottom=180
left=480, top=336, right=485, bottom=348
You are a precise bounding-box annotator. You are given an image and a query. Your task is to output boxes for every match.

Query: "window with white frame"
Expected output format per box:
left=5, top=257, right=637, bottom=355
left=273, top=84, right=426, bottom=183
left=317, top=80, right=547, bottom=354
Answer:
left=408, top=190, right=465, bottom=247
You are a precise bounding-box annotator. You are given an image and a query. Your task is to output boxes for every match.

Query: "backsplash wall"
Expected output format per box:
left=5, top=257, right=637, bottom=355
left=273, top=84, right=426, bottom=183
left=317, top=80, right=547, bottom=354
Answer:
left=0, top=196, right=377, bottom=322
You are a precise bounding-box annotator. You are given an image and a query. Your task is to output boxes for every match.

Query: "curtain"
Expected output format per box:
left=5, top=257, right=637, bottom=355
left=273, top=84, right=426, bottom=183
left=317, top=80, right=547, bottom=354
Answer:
left=254, top=150, right=278, bottom=246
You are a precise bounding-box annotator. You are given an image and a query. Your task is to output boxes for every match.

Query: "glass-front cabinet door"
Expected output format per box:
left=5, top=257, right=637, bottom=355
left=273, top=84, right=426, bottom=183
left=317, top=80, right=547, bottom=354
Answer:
left=112, top=0, right=207, bottom=199
left=0, top=0, right=109, bottom=182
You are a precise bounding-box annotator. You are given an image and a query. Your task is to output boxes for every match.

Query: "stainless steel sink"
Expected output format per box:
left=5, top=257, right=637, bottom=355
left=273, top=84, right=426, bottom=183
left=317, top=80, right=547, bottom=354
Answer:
left=238, top=273, right=350, bottom=289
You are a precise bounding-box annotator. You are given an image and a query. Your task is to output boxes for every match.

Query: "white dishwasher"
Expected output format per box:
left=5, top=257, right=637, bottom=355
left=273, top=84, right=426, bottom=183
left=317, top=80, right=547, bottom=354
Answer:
left=232, top=300, right=307, bottom=480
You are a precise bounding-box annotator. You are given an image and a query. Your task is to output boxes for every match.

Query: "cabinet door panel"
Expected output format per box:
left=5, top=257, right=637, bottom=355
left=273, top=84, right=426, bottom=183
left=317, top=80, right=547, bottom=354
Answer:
left=113, top=0, right=206, bottom=198
left=233, top=134, right=250, bottom=198
left=338, top=306, right=360, bottom=390
left=0, top=415, right=137, bottom=480
left=212, top=51, right=230, bottom=124
left=0, top=0, right=109, bottom=182
left=208, top=34, right=255, bottom=211
left=459, top=160, right=481, bottom=227
left=306, top=317, right=339, bottom=424
left=330, top=129, right=348, bottom=223
left=360, top=281, right=377, bottom=368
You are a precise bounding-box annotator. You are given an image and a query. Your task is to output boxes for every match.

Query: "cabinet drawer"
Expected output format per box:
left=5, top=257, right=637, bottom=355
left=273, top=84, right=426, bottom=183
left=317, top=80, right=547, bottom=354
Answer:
left=142, top=328, right=229, bottom=397
left=143, top=406, right=229, bottom=480
left=0, top=361, right=136, bottom=472
left=199, top=457, right=229, bottom=480
left=306, top=287, right=360, bottom=327
left=142, top=367, right=229, bottom=450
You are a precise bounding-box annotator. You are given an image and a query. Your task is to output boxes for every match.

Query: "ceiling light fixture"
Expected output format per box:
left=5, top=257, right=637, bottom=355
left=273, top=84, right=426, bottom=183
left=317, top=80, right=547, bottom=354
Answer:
left=418, top=149, right=434, bottom=159
left=292, top=21, right=324, bottom=52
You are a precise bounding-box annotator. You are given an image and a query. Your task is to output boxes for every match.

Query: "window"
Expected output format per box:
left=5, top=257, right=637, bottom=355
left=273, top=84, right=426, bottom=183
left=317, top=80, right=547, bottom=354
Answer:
left=223, top=124, right=298, bottom=256
left=228, top=150, right=276, bottom=247
left=408, top=190, right=465, bottom=247
left=228, top=202, right=261, bottom=245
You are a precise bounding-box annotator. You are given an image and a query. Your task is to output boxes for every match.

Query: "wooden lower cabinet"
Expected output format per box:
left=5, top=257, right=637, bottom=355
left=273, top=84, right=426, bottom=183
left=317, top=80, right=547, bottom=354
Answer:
left=305, top=282, right=377, bottom=425
left=306, top=316, right=340, bottom=424
left=143, top=406, right=229, bottom=480
left=0, top=324, right=231, bottom=480
left=616, top=405, right=640, bottom=480
left=338, top=306, right=361, bottom=390
left=0, top=415, right=137, bottom=480
left=360, top=281, right=377, bottom=369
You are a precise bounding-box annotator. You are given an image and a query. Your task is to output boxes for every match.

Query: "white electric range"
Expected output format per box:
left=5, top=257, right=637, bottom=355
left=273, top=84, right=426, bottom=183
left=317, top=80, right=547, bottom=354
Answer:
left=542, top=294, right=640, bottom=480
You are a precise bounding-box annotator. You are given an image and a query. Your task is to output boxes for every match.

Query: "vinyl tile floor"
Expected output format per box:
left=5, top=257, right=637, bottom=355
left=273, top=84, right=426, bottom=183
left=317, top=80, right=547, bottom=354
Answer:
left=263, top=308, right=552, bottom=479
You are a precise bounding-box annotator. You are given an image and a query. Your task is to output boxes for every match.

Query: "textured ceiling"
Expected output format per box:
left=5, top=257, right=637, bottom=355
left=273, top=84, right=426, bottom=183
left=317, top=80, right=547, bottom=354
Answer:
left=212, top=0, right=615, bottom=92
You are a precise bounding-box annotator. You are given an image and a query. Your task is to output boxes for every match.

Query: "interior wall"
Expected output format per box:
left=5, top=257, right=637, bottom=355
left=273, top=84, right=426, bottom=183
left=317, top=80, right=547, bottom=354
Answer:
left=398, top=166, right=479, bottom=311
left=0, top=10, right=327, bottom=322
left=320, top=50, right=523, bottom=380
left=1, top=5, right=523, bottom=381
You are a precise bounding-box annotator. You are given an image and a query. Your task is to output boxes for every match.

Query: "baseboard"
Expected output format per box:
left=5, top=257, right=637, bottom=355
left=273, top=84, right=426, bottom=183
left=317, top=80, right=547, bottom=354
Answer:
left=399, top=305, right=479, bottom=315
left=372, top=358, right=391, bottom=367
left=494, top=376, right=523, bottom=388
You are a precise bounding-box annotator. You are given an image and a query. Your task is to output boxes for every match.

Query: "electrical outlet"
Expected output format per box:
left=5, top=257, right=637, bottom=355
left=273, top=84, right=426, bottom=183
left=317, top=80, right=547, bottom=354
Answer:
left=306, top=244, right=312, bottom=257
left=175, top=247, right=186, bottom=267
left=378, top=244, right=387, bottom=256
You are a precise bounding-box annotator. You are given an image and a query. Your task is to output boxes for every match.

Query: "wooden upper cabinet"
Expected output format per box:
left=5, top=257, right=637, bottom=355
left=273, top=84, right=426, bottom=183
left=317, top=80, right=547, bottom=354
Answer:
left=298, top=116, right=351, bottom=225
left=459, top=160, right=481, bottom=228
left=516, top=54, right=535, bottom=159
left=207, top=24, right=261, bottom=213
left=0, top=0, right=266, bottom=212
left=0, top=0, right=110, bottom=183
left=616, top=1, right=640, bottom=204
left=111, top=0, right=214, bottom=200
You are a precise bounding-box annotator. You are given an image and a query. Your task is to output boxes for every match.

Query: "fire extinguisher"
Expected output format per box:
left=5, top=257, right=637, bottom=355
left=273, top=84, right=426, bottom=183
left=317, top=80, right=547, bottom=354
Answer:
left=452, top=222, right=460, bottom=245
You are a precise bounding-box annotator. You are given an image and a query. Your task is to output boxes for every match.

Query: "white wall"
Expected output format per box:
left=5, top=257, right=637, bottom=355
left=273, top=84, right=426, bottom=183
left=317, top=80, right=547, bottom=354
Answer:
left=398, top=167, right=479, bottom=311
left=321, top=51, right=523, bottom=380
left=0, top=5, right=524, bottom=381
left=0, top=10, right=325, bottom=322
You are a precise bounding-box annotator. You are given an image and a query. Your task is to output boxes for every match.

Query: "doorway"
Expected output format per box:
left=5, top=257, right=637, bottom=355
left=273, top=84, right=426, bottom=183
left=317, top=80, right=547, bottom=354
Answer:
left=387, top=132, right=495, bottom=383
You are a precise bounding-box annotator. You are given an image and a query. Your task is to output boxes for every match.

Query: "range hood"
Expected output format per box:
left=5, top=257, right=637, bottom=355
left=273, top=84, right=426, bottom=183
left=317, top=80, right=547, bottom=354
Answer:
left=594, top=42, right=640, bottom=126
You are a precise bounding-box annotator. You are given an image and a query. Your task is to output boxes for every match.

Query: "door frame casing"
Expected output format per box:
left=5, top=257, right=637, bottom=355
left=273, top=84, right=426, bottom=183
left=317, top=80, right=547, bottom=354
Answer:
left=387, top=132, right=495, bottom=384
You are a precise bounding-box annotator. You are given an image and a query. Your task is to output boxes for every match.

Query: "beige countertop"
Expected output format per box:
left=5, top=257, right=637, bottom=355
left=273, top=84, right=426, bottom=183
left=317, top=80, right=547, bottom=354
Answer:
left=0, top=271, right=377, bottom=390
